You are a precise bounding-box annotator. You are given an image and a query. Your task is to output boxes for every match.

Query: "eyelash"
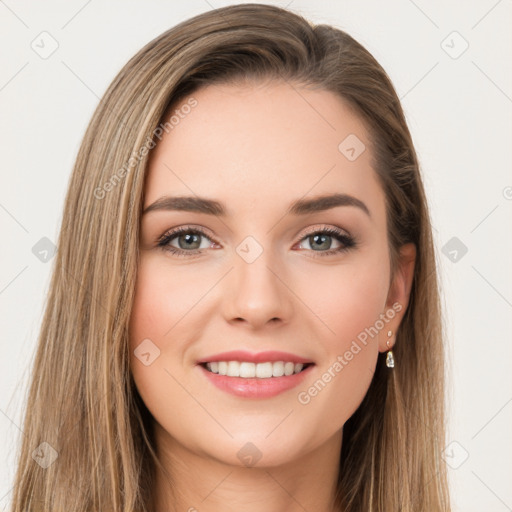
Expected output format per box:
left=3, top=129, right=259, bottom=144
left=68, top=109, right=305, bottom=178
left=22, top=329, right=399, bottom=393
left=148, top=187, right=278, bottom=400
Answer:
left=156, top=225, right=357, bottom=259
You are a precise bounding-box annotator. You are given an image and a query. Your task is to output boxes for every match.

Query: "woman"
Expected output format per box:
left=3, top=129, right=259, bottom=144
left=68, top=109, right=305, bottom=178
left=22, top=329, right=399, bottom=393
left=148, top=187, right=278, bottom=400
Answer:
left=10, top=3, right=451, bottom=511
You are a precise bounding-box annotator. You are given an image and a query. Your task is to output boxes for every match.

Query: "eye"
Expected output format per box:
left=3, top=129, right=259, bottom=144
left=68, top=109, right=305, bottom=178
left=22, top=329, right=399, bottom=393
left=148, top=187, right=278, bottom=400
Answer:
left=156, top=225, right=357, bottom=258
left=157, top=226, right=216, bottom=258
left=295, top=226, right=357, bottom=258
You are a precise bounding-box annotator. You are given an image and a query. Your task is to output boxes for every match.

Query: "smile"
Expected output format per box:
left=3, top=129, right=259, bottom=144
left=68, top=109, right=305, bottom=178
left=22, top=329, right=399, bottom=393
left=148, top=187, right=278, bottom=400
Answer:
left=198, top=362, right=315, bottom=399
left=202, top=360, right=311, bottom=378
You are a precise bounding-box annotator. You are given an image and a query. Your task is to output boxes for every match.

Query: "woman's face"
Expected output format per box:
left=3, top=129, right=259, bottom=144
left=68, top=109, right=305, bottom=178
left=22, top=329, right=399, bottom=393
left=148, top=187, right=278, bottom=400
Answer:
left=129, top=80, right=415, bottom=468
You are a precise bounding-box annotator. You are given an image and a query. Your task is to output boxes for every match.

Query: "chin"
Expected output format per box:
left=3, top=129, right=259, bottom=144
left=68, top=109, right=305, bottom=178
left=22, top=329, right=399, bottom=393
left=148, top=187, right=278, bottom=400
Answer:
left=201, top=433, right=310, bottom=469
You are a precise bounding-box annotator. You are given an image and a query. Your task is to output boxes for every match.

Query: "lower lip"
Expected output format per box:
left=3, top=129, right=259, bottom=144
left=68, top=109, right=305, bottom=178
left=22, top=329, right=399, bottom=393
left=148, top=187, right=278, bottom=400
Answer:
left=198, top=364, right=314, bottom=399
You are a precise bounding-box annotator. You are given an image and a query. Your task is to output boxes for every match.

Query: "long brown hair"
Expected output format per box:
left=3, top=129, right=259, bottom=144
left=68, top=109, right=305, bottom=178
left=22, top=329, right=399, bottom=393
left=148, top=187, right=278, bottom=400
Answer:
left=9, top=4, right=451, bottom=511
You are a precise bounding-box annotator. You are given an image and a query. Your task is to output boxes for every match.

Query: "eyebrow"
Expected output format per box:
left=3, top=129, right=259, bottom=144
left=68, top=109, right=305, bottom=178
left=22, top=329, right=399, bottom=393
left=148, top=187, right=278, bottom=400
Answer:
left=142, top=193, right=371, bottom=218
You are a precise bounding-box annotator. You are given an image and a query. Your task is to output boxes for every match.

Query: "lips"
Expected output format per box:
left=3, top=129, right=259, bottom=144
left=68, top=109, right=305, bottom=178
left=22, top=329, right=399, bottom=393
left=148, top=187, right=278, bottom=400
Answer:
left=196, top=350, right=315, bottom=398
left=197, top=350, right=314, bottom=365
left=198, top=361, right=315, bottom=399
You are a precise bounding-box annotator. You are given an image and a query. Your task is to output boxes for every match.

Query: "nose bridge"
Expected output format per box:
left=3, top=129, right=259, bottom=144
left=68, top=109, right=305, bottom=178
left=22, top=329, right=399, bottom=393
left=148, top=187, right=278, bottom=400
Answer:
left=225, top=234, right=292, bottom=326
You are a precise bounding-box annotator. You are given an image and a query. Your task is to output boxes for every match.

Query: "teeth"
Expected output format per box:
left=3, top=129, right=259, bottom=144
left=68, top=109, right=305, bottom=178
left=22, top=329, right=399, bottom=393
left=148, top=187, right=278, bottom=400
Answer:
left=204, top=361, right=306, bottom=378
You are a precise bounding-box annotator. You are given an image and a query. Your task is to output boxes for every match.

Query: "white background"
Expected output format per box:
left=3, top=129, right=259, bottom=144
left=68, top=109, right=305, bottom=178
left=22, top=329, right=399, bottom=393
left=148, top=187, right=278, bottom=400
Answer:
left=1, top=1, right=511, bottom=510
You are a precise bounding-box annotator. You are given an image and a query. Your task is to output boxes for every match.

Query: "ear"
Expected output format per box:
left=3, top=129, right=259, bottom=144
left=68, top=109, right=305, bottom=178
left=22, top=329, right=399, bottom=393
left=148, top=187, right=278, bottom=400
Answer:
left=378, top=243, right=416, bottom=353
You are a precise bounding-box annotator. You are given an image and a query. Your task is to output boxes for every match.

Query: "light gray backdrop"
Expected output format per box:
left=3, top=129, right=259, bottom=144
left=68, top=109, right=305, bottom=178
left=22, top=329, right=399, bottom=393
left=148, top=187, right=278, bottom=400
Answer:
left=1, top=1, right=511, bottom=511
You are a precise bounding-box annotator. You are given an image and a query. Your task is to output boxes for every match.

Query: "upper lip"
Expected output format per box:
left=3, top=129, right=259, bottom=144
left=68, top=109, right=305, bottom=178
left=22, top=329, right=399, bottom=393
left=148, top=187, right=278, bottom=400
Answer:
left=197, top=350, right=314, bottom=365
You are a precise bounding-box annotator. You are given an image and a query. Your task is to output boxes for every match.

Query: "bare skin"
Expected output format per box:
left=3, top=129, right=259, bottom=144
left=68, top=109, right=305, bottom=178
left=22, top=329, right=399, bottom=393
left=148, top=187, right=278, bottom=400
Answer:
left=129, top=79, right=416, bottom=512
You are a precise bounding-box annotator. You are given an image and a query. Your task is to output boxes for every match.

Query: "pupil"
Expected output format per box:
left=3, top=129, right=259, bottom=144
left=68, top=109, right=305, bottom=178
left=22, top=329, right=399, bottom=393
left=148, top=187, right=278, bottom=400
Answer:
left=312, top=234, right=330, bottom=251
left=180, top=233, right=200, bottom=249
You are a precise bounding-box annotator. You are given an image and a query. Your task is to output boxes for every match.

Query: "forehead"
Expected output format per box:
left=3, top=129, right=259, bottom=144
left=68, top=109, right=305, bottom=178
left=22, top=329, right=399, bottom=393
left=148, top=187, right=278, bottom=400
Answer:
left=145, top=80, right=385, bottom=223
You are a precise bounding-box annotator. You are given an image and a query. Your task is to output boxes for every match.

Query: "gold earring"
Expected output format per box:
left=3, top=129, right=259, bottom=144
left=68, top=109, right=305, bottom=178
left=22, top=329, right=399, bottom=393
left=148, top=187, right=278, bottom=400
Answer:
left=386, top=330, right=395, bottom=368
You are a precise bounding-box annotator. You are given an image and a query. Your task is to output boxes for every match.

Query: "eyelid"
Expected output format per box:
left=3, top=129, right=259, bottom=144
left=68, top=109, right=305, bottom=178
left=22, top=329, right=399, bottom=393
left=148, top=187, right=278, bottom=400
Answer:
left=157, top=223, right=356, bottom=257
left=157, top=224, right=217, bottom=244
left=158, top=223, right=351, bottom=242
left=297, top=224, right=351, bottom=239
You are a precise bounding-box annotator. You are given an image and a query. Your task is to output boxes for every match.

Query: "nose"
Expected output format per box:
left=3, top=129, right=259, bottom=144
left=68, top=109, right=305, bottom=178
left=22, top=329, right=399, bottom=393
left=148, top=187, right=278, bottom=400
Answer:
left=222, top=246, right=293, bottom=330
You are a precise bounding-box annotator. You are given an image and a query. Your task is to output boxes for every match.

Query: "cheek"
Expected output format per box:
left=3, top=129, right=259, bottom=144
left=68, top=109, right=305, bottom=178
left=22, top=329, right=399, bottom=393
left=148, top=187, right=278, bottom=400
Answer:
left=290, top=255, right=390, bottom=428
left=128, top=255, right=205, bottom=445
left=293, top=249, right=390, bottom=349
left=128, top=255, right=195, bottom=400
left=328, top=269, right=388, bottom=345
left=129, top=253, right=206, bottom=346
